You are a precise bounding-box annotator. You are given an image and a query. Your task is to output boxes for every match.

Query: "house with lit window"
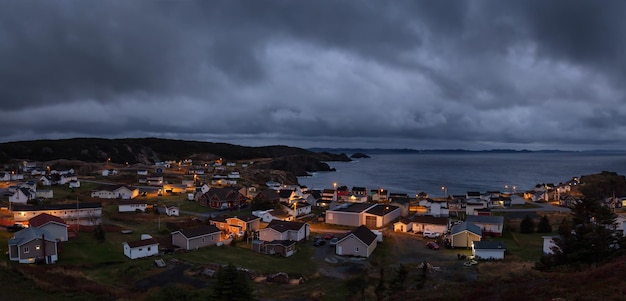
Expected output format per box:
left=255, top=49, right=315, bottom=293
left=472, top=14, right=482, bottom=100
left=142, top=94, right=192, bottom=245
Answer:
left=8, top=227, right=58, bottom=264
left=325, top=203, right=400, bottom=229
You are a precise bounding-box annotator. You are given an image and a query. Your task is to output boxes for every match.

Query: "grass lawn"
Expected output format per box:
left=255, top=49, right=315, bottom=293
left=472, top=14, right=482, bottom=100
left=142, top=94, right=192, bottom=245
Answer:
left=499, top=230, right=546, bottom=261
left=61, top=232, right=126, bottom=265
left=510, top=202, right=542, bottom=209
left=177, top=241, right=317, bottom=276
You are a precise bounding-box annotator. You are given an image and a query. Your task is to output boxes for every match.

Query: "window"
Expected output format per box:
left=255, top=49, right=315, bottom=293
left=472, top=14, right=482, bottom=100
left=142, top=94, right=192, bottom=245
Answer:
left=24, top=246, right=29, bottom=253
left=355, top=247, right=359, bottom=252
left=36, top=245, right=40, bottom=251
left=139, top=248, right=142, bottom=251
left=211, top=235, right=214, bottom=241
left=147, top=247, right=151, bottom=251
left=201, top=237, right=205, bottom=243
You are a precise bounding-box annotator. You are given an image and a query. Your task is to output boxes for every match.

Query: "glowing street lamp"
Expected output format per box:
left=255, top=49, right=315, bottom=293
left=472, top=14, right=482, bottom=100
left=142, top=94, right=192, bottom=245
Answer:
left=441, top=186, right=448, bottom=198
left=333, top=182, right=337, bottom=190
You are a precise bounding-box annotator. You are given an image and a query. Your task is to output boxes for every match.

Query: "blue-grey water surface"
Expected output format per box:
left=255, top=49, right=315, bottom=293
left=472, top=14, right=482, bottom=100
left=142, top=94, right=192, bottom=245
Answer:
left=298, top=152, right=626, bottom=197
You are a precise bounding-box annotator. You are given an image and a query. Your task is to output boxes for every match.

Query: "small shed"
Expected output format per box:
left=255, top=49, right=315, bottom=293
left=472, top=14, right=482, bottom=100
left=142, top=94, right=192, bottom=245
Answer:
left=472, top=240, right=506, bottom=260
left=393, top=217, right=413, bottom=233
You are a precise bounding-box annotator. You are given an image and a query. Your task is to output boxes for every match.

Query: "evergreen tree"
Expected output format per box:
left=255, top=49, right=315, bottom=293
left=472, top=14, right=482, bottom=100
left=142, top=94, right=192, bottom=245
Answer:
left=94, top=224, right=106, bottom=241
left=537, top=198, right=618, bottom=270
left=536, top=215, right=553, bottom=233
left=519, top=215, right=535, bottom=234
left=389, top=264, right=409, bottom=290
left=211, top=263, right=255, bottom=301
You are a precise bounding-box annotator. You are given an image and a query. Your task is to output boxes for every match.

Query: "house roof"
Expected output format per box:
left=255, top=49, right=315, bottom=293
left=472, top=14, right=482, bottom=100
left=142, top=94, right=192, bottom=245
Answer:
left=255, top=189, right=280, bottom=201
left=13, top=202, right=102, bottom=211
left=125, top=237, right=159, bottom=248
left=8, top=227, right=56, bottom=246
left=265, top=220, right=307, bottom=232
left=309, top=190, right=323, bottom=200
left=473, top=240, right=506, bottom=250
left=210, top=215, right=228, bottom=223
left=412, top=215, right=449, bottom=225
left=352, top=187, right=367, bottom=192
left=28, top=213, right=67, bottom=227
left=340, top=225, right=377, bottom=246
left=331, top=203, right=374, bottom=213
left=93, top=184, right=133, bottom=192
left=228, top=215, right=261, bottom=223
left=365, top=204, right=399, bottom=216
left=395, top=217, right=413, bottom=225
left=466, top=215, right=505, bottom=225
left=451, top=222, right=482, bottom=236
left=201, top=187, right=244, bottom=202
left=278, top=189, right=294, bottom=198
left=174, top=225, right=221, bottom=239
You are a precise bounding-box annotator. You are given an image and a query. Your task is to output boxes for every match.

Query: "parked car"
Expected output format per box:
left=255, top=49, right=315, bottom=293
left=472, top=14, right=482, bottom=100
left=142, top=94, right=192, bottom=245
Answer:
left=7, top=223, right=25, bottom=232
left=329, top=237, right=338, bottom=247
left=423, top=231, right=441, bottom=238
left=324, top=233, right=334, bottom=240
left=313, top=240, right=325, bottom=247
left=426, top=241, right=440, bottom=250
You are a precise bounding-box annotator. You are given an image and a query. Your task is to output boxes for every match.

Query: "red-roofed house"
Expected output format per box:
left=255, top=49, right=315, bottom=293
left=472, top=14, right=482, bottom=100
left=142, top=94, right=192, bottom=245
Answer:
left=28, top=213, right=69, bottom=242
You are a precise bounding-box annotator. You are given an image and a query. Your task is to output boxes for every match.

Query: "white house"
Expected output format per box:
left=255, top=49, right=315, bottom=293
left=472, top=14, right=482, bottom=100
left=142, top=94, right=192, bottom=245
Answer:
left=417, top=199, right=449, bottom=217
left=0, top=172, right=11, bottom=181
left=466, top=198, right=488, bottom=215
left=28, top=213, right=69, bottom=242
left=69, top=180, right=81, bottom=188
left=35, top=189, right=54, bottom=199
left=118, top=200, right=148, bottom=212
left=542, top=236, right=560, bottom=254
left=9, top=188, right=34, bottom=204
left=393, top=217, right=413, bottom=233
left=91, top=185, right=139, bottom=199
left=123, top=237, right=159, bottom=259
left=158, top=205, right=179, bottom=216
left=258, top=220, right=310, bottom=242
left=282, top=201, right=312, bottom=217
left=101, top=169, right=118, bottom=177
left=472, top=240, right=506, bottom=260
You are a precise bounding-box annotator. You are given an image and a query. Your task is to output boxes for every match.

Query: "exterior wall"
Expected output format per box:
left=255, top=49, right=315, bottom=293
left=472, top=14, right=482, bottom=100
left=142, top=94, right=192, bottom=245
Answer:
left=38, top=223, right=69, bottom=242
left=259, top=227, right=308, bottom=242
left=14, top=239, right=57, bottom=264
left=35, top=190, right=54, bottom=199
left=543, top=236, right=559, bottom=254
left=259, top=228, right=284, bottom=242
left=123, top=243, right=159, bottom=259
left=14, top=208, right=102, bottom=226
left=381, top=209, right=401, bottom=226
left=412, top=223, right=447, bottom=234
left=473, top=249, right=505, bottom=260
left=172, top=232, right=219, bottom=250
left=118, top=204, right=147, bottom=212
left=394, top=222, right=412, bottom=232
left=325, top=211, right=361, bottom=227
left=336, top=235, right=376, bottom=258
left=114, top=188, right=139, bottom=199
left=91, top=190, right=116, bottom=199
left=451, top=231, right=481, bottom=248
left=9, top=191, right=29, bottom=204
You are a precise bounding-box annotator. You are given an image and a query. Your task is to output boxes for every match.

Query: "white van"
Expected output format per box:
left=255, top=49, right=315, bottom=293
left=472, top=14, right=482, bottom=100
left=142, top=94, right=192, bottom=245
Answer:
left=423, top=231, right=440, bottom=238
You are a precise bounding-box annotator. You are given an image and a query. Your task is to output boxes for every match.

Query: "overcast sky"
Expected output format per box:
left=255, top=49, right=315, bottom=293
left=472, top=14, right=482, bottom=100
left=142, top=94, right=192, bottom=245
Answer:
left=1, top=1, right=625, bottom=150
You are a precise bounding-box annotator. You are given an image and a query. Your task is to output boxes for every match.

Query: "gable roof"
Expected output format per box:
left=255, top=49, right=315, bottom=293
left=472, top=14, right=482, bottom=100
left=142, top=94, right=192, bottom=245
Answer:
left=265, top=220, right=307, bottom=232
left=255, top=189, right=280, bottom=201
left=412, top=215, right=449, bottom=225
left=278, top=189, right=294, bottom=198
left=340, top=225, right=377, bottom=246
left=466, top=215, right=505, bottom=225
left=174, top=225, right=221, bottom=239
left=451, top=222, right=482, bottom=236
left=202, top=187, right=244, bottom=201
left=28, top=213, right=67, bottom=227
left=8, top=227, right=56, bottom=246
left=125, top=238, right=159, bottom=249
left=365, top=204, right=399, bottom=216
left=331, top=203, right=375, bottom=213
left=473, top=240, right=506, bottom=250
left=228, top=215, right=261, bottom=223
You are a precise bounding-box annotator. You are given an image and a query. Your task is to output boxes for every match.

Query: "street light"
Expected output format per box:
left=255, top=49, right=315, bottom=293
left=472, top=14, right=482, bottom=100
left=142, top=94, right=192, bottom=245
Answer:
left=441, top=186, right=447, bottom=198
left=333, top=182, right=337, bottom=190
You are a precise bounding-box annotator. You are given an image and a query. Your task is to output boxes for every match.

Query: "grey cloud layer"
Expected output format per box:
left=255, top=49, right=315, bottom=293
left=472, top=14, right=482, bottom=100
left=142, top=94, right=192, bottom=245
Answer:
left=1, top=0, right=625, bottom=150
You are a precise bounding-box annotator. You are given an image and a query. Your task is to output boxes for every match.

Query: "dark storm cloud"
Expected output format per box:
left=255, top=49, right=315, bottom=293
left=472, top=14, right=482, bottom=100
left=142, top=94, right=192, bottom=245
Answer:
left=1, top=0, right=625, bottom=150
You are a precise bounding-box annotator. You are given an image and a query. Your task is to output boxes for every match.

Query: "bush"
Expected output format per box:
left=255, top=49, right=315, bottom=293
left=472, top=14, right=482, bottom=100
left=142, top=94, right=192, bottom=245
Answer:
left=519, top=215, right=535, bottom=234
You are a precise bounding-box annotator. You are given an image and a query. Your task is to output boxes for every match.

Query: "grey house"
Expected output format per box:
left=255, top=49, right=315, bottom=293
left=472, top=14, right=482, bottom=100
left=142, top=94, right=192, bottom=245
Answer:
left=171, top=225, right=221, bottom=250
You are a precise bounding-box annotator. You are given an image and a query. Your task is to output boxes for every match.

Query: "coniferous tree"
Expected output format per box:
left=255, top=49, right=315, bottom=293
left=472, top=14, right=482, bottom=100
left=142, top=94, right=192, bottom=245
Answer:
left=211, top=263, right=254, bottom=301
left=389, top=264, right=409, bottom=290
left=537, top=215, right=553, bottom=233
left=375, top=267, right=386, bottom=300
left=537, top=198, right=619, bottom=270
left=519, top=215, right=535, bottom=233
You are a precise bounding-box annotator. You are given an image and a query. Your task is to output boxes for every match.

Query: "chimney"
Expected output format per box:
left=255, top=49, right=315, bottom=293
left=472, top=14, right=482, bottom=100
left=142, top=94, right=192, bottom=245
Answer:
left=41, top=233, right=47, bottom=263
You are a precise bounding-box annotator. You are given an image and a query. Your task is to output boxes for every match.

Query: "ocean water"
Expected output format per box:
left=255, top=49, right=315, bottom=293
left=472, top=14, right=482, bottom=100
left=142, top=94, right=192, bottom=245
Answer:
left=298, top=152, right=626, bottom=197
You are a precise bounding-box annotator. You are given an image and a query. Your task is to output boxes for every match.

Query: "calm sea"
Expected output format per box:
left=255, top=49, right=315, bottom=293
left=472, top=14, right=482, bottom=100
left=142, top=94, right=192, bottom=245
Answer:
left=298, top=152, right=626, bottom=197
